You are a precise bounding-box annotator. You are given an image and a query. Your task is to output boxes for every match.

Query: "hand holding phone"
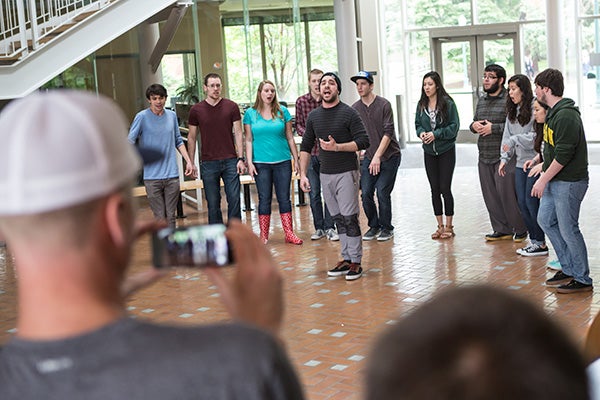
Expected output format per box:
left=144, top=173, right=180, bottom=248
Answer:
left=152, top=224, right=233, bottom=268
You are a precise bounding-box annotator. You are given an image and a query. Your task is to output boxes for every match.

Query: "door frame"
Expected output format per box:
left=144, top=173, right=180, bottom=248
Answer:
left=429, top=23, right=521, bottom=140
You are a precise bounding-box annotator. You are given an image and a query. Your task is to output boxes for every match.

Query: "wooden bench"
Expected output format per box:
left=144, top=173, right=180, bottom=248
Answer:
left=133, top=173, right=304, bottom=212
left=133, top=175, right=257, bottom=211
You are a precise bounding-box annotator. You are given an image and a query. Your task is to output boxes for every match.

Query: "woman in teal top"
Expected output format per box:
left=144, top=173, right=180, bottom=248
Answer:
left=244, top=80, right=302, bottom=245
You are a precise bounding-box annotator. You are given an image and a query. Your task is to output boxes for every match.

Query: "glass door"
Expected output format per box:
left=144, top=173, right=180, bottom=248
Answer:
left=431, top=29, right=519, bottom=133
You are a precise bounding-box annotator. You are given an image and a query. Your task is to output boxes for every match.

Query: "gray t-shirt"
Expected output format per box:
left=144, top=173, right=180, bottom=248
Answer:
left=0, top=318, right=304, bottom=400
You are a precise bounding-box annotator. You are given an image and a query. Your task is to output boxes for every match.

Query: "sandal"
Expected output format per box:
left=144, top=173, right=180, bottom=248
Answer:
left=440, top=225, right=455, bottom=239
left=431, top=225, right=444, bottom=239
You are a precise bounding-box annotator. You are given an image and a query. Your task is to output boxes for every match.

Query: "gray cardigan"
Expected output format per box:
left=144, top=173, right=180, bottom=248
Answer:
left=500, top=104, right=536, bottom=168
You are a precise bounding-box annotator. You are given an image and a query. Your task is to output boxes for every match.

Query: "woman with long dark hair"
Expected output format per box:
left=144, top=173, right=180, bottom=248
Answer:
left=244, top=80, right=302, bottom=245
left=415, top=71, right=460, bottom=239
left=499, top=75, right=547, bottom=256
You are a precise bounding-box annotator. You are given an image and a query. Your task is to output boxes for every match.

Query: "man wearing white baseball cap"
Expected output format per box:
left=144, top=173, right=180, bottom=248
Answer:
left=0, top=91, right=303, bottom=399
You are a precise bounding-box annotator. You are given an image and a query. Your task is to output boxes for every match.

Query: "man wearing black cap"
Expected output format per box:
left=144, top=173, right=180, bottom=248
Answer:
left=351, top=71, right=401, bottom=242
left=299, top=72, right=370, bottom=280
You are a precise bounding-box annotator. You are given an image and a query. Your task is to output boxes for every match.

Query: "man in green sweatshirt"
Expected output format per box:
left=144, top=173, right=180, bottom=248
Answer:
left=530, top=68, right=591, bottom=293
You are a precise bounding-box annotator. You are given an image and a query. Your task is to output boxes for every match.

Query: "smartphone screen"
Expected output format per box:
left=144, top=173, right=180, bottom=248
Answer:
left=152, top=224, right=233, bottom=268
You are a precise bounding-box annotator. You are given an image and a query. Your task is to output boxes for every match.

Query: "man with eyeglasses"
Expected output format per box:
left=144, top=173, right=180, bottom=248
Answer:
left=470, top=64, right=526, bottom=242
left=187, top=73, right=245, bottom=224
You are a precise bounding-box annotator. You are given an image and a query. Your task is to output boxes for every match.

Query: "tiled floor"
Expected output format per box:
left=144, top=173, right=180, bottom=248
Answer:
left=1, top=143, right=600, bottom=399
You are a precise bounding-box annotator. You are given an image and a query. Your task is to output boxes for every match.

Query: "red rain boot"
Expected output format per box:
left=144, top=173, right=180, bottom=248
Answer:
left=281, top=212, right=303, bottom=245
left=259, top=214, right=270, bottom=244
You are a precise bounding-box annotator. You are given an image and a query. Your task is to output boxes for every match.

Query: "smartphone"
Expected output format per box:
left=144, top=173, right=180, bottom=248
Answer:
left=152, top=224, right=233, bottom=268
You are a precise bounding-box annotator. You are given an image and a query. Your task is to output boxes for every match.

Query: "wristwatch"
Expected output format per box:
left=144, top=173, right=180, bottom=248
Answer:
left=237, top=157, right=245, bottom=162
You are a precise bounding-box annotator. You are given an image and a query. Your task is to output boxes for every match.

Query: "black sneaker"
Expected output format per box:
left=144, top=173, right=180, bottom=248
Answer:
left=377, top=230, right=394, bottom=242
left=345, top=263, right=363, bottom=281
left=513, top=232, right=528, bottom=242
left=557, top=280, right=593, bottom=294
left=545, top=271, right=573, bottom=287
left=362, top=227, right=381, bottom=241
left=328, top=260, right=351, bottom=277
left=485, top=231, right=512, bottom=241
left=519, top=243, right=549, bottom=257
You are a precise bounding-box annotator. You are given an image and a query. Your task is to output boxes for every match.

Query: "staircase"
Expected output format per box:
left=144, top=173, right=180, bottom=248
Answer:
left=0, top=0, right=185, bottom=99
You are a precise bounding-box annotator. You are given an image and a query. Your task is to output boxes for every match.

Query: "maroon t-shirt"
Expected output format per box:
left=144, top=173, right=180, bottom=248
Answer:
left=188, top=98, right=241, bottom=161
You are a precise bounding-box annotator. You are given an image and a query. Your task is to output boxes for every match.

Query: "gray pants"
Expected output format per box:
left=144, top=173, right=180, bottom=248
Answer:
left=144, top=178, right=180, bottom=229
left=478, top=159, right=526, bottom=235
left=321, top=171, right=362, bottom=264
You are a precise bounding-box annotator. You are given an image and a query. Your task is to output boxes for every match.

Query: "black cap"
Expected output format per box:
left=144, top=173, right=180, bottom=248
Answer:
left=351, top=70, right=374, bottom=84
left=320, top=72, right=342, bottom=94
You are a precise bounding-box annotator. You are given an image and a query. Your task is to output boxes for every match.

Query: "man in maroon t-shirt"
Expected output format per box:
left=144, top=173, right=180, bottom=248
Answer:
left=188, top=73, right=245, bottom=224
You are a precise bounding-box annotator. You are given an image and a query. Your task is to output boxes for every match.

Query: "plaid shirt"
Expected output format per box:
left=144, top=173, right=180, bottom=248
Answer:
left=295, top=92, right=321, bottom=156
left=469, top=87, right=507, bottom=164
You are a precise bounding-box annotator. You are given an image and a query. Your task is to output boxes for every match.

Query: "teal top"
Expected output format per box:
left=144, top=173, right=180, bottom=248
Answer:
left=243, top=106, right=292, bottom=163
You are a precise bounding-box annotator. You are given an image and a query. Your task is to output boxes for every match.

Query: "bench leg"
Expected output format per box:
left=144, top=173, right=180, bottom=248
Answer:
left=296, top=180, right=306, bottom=206
left=243, top=184, right=253, bottom=211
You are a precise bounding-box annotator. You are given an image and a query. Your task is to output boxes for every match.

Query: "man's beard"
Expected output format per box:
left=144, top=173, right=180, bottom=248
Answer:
left=484, top=81, right=500, bottom=94
left=323, top=91, right=339, bottom=104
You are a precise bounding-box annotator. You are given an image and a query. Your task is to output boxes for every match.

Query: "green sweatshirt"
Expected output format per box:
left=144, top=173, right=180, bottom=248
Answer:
left=542, top=98, right=588, bottom=181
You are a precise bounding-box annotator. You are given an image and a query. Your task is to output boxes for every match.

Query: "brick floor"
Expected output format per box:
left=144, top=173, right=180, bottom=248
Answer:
left=1, top=144, right=599, bottom=399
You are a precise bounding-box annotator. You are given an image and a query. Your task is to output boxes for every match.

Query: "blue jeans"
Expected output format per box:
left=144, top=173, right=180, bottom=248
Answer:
left=200, top=158, right=241, bottom=224
left=360, top=154, right=400, bottom=231
left=537, top=179, right=591, bottom=285
left=307, top=155, right=334, bottom=230
left=254, top=160, right=292, bottom=215
left=515, top=168, right=545, bottom=244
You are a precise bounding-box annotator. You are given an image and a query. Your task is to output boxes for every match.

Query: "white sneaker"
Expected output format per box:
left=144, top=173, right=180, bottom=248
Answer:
left=326, top=228, right=339, bottom=241
left=516, top=244, right=533, bottom=255
left=519, top=243, right=549, bottom=257
left=311, top=229, right=326, bottom=240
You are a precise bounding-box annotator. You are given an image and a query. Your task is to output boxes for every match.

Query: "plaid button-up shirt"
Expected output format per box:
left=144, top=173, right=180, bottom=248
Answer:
left=295, top=92, right=321, bottom=156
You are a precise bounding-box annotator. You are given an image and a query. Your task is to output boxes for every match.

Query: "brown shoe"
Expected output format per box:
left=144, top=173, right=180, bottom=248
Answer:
left=327, top=260, right=351, bottom=277
left=440, top=225, right=455, bottom=239
left=545, top=271, right=573, bottom=288
left=556, top=280, right=593, bottom=294
left=431, top=225, right=444, bottom=239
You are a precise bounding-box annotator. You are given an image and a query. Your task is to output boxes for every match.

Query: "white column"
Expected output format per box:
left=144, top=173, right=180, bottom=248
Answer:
left=137, top=23, right=163, bottom=94
left=333, top=0, right=359, bottom=104
left=357, top=0, right=383, bottom=95
left=546, top=0, right=565, bottom=71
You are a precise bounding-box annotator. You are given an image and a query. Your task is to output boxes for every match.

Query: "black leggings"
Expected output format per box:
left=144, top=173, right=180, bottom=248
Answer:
left=424, top=147, right=455, bottom=216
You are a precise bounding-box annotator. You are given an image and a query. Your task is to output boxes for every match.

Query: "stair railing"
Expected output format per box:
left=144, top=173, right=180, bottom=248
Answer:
left=1, top=0, right=111, bottom=62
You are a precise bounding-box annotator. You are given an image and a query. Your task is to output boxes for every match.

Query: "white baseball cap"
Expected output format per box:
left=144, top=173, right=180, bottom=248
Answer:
left=0, top=90, right=142, bottom=216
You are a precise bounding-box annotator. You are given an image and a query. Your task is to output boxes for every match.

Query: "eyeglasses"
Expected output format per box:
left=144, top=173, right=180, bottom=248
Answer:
left=482, top=75, right=498, bottom=80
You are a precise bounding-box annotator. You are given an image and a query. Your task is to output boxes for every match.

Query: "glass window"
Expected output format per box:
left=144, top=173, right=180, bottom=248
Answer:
left=578, top=0, right=598, bottom=17
left=222, top=4, right=336, bottom=108
left=578, top=16, right=600, bottom=140
left=404, top=0, right=471, bottom=29
left=263, top=21, right=306, bottom=104
left=162, top=53, right=196, bottom=109
left=41, top=56, right=96, bottom=91
left=476, top=0, right=527, bottom=24
left=307, top=20, right=338, bottom=73
left=224, top=24, right=263, bottom=104
left=521, top=22, right=547, bottom=79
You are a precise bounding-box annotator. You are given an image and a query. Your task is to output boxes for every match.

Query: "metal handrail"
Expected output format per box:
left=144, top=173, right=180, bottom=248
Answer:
left=0, top=0, right=111, bottom=61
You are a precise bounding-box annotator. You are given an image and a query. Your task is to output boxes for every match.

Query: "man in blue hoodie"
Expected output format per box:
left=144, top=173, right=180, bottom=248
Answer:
left=529, top=68, right=591, bottom=293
